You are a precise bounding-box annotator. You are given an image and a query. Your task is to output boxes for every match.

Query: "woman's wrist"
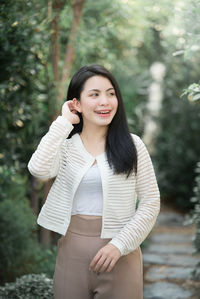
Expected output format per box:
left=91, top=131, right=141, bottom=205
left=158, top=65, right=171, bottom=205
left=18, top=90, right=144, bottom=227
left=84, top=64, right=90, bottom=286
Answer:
left=56, top=115, right=74, bottom=128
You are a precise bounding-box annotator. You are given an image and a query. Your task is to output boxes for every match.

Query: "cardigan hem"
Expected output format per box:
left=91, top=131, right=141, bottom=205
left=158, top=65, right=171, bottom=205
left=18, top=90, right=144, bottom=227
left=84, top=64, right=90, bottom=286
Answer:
left=37, top=218, right=69, bottom=236
left=37, top=217, right=127, bottom=239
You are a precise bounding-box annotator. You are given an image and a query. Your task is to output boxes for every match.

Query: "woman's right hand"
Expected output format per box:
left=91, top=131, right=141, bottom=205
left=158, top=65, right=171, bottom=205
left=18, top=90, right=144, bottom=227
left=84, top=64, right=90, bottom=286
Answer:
left=61, top=100, right=80, bottom=124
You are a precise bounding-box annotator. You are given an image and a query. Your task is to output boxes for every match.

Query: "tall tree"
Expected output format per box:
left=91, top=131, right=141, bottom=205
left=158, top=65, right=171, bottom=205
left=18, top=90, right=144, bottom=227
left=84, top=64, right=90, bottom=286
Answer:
left=39, top=0, right=85, bottom=244
left=57, top=0, right=85, bottom=108
left=49, top=0, right=85, bottom=116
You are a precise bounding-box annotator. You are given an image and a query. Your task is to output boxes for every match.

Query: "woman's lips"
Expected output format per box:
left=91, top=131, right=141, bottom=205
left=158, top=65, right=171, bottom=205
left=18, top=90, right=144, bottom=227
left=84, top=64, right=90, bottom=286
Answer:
left=95, top=110, right=111, bottom=118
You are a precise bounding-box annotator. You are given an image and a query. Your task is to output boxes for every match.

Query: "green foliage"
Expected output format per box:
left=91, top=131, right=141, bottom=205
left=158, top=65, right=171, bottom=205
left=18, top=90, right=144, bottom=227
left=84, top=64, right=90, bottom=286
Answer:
left=182, top=83, right=200, bottom=103
left=178, top=0, right=200, bottom=279
left=180, top=0, right=200, bottom=59
left=150, top=2, right=200, bottom=209
left=189, top=162, right=200, bottom=281
left=190, top=162, right=200, bottom=252
left=0, top=198, right=57, bottom=284
left=0, top=166, right=27, bottom=202
left=153, top=97, right=200, bottom=209
left=0, top=274, right=53, bottom=299
left=0, top=1, right=61, bottom=285
left=0, top=199, right=38, bottom=283
left=0, top=0, right=53, bottom=172
left=34, top=245, right=57, bottom=278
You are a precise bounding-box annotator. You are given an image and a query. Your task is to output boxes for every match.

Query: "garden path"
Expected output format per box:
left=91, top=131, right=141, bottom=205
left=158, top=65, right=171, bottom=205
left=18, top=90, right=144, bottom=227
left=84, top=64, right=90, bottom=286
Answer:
left=143, top=203, right=200, bottom=299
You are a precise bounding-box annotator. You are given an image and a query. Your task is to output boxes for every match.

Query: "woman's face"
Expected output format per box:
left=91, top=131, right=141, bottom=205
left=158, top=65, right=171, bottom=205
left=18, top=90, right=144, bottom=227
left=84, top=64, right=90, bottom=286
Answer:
left=74, top=75, right=118, bottom=129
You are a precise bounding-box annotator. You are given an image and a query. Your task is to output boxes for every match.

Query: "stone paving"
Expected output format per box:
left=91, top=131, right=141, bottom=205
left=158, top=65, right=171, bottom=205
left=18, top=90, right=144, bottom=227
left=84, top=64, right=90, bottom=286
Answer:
left=142, top=208, right=200, bottom=299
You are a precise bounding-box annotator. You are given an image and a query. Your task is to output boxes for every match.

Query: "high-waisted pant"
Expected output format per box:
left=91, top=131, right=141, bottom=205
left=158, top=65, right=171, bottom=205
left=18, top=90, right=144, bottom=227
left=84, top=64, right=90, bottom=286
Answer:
left=53, top=215, right=143, bottom=299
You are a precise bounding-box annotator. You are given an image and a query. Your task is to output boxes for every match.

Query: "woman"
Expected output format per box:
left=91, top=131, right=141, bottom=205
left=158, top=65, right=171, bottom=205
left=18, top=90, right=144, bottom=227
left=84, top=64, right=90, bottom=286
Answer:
left=28, top=64, right=160, bottom=299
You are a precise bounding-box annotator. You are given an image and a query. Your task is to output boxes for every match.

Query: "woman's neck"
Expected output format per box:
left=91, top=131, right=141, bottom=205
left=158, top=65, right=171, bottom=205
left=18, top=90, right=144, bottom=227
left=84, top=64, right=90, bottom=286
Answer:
left=79, top=125, right=108, bottom=156
left=80, top=125, right=108, bottom=144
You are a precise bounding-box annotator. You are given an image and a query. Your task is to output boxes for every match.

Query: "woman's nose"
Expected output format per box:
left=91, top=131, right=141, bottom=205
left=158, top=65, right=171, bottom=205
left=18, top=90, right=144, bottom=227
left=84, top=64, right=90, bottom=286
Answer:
left=99, top=94, right=109, bottom=105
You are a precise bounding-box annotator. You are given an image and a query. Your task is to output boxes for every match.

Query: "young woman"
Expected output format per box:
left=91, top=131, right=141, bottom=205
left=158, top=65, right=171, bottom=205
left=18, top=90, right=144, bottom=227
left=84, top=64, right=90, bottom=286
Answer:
left=28, top=64, right=160, bottom=299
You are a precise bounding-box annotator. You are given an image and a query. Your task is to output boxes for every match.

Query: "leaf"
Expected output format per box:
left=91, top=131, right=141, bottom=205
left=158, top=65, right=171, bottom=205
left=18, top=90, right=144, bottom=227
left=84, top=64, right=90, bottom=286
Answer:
left=193, top=93, right=200, bottom=101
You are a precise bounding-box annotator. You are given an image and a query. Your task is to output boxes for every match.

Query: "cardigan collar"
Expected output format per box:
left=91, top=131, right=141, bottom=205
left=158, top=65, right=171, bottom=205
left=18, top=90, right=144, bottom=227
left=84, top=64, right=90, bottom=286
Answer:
left=71, top=133, right=106, bottom=162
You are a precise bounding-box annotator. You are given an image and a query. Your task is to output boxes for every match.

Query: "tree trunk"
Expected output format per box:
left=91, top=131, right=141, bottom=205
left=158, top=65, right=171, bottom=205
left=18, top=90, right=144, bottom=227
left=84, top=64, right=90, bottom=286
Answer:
left=30, top=176, right=39, bottom=215
left=51, top=0, right=65, bottom=84
left=57, top=0, right=85, bottom=111
left=40, top=178, right=54, bottom=245
left=38, top=0, right=65, bottom=246
left=39, top=0, right=85, bottom=245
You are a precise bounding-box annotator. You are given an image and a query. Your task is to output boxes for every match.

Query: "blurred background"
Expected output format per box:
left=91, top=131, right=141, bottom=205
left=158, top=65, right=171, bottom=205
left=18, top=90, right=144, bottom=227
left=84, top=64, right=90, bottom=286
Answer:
left=0, top=0, right=200, bottom=297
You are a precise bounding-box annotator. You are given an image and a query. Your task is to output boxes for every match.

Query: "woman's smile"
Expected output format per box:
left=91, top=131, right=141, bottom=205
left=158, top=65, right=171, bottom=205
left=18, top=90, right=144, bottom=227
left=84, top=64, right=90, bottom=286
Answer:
left=95, top=109, right=112, bottom=118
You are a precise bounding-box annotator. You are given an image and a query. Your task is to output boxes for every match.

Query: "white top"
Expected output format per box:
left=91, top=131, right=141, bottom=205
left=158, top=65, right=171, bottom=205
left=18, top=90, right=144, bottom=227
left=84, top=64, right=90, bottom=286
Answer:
left=71, top=163, right=103, bottom=216
left=27, top=115, right=160, bottom=256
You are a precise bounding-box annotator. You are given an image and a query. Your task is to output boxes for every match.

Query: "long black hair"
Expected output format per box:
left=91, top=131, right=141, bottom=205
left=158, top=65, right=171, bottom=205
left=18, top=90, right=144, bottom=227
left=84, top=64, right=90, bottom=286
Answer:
left=66, top=64, right=137, bottom=178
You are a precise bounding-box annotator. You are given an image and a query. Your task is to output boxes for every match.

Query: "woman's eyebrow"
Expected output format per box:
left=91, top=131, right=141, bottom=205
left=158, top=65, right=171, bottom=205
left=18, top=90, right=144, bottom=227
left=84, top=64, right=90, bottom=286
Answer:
left=88, top=87, right=114, bottom=92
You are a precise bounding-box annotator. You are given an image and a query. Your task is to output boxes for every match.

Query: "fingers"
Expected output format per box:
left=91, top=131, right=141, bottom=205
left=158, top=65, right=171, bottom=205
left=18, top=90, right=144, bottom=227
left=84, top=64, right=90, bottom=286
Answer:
left=93, top=255, right=107, bottom=273
left=68, top=100, right=81, bottom=114
left=65, top=101, right=76, bottom=112
left=62, top=101, right=79, bottom=116
left=61, top=101, right=80, bottom=124
left=90, top=254, right=117, bottom=274
left=89, top=251, right=119, bottom=274
left=89, top=252, right=101, bottom=271
left=98, top=257, right=112, bottom=273
left=89, top=243, right=121, bottom=274
left=106, top=259, right=116, bottom=273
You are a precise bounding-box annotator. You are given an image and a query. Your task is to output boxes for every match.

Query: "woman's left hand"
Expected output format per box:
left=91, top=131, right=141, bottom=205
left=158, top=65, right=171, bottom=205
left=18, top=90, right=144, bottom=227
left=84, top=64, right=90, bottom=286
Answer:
left=89, top=243, right=121, bottom=274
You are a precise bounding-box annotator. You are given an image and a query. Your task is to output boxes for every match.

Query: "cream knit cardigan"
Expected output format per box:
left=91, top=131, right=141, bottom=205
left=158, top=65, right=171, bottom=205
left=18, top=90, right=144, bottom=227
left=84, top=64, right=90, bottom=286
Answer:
left=28, top=115, right=160, bottom=256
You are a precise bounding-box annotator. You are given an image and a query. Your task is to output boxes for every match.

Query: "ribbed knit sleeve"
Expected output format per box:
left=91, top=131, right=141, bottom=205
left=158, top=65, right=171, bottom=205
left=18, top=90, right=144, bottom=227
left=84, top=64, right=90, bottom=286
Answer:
left=109, top=136, right=160, bottom=256
left=27, top=116, right=74, bottom=180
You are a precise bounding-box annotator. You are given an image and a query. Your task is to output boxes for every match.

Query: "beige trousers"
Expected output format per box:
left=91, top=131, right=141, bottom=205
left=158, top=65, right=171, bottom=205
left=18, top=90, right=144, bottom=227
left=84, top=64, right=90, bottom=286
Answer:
left=53, top=215, right=143, bottom=299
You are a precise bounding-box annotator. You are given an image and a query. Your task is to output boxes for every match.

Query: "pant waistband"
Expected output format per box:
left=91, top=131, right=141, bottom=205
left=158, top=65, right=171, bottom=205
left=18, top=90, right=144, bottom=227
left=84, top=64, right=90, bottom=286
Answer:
left=68, top=215, right=102, bottom=236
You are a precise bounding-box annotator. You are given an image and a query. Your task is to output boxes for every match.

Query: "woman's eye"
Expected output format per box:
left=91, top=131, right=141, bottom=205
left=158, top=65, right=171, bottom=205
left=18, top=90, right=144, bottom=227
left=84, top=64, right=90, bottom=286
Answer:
left=109, top=92, right=115, bottom=96
left=90, top=93, right=99, bottom=97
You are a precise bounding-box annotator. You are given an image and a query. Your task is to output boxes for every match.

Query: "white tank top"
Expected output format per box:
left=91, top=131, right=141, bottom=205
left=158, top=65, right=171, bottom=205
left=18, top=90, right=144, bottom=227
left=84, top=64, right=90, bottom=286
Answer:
left=71, top=163, right=103, bottom=216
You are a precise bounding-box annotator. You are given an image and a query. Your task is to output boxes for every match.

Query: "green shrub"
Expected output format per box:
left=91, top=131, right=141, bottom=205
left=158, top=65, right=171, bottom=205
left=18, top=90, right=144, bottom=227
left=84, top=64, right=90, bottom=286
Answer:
left=0, top=166, right=27, bottom=202
left=190, top=161, right=200, bottom=252
left=190, top=161, right=200, bottom=281
left=153, top=98, right=200, bottom=209
left=0, top=274, right=53, bottom=299
left=34, top=245, right=57, bottom=278
left=0, top=198, right=57, bottom=284
left=0, top=199, right=39, bottom=283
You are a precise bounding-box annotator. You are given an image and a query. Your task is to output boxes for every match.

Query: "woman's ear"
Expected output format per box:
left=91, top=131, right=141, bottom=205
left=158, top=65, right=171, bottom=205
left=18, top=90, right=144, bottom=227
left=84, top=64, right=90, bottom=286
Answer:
left=72, top=98, right=82, bottom=113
